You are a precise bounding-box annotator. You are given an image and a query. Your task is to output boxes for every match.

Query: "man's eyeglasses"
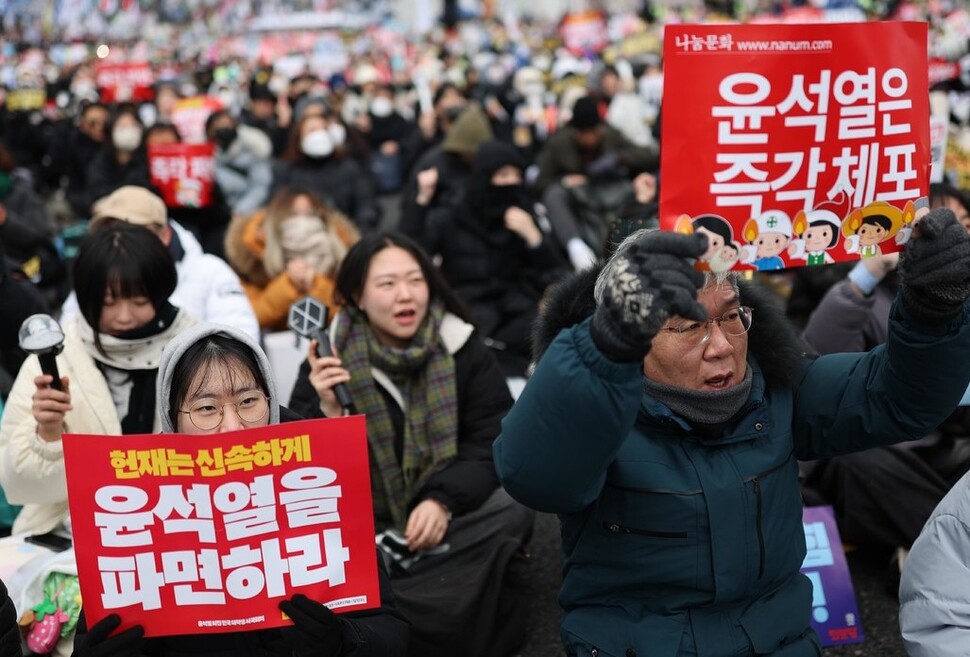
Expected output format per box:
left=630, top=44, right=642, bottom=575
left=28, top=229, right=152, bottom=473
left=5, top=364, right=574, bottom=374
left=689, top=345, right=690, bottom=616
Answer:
left=658, top=306, right=754, bottom=347
left=178, top=390, right=270, bottom=431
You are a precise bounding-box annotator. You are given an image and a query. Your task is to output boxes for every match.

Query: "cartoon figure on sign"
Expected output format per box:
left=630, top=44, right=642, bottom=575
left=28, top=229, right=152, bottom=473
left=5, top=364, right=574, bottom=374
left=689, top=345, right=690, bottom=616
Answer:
left=673, top=213, right=737, bottom=272
left=841, top=200, right=915, bottom=259
left=788, top=193, right=851, bottom=266
left=740, top=210, right=792, bottom=271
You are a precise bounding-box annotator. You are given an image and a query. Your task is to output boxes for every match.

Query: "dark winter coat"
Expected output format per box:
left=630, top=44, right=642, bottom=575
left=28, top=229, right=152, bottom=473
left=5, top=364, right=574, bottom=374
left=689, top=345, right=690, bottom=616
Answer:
left=0, top=578, right=19, bottom=657
left=495, top=266, right=970, bottom=657
left=272, top=156, right=379, bottom=233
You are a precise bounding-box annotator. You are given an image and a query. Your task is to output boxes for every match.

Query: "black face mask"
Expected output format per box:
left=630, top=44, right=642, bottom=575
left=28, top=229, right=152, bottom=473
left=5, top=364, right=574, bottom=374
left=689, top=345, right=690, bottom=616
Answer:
left=482, top=183, right=527, bottom=224
left=214, top=127, right=237, bottom=149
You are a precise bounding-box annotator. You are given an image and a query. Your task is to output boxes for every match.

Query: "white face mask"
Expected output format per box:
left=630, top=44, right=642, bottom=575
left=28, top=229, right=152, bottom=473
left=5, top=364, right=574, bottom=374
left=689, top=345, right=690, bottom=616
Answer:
left=370, top=96, right=394, bottom=118
left=327, top=123, right=346, bottom=147
left=301, top=129, right=334, bottom=158
left=112, top=125, right=143, bottom=152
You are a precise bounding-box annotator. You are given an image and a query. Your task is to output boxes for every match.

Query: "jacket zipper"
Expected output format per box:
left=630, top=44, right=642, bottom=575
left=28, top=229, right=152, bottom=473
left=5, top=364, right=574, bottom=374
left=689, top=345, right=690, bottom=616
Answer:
left=602, top=521, right=688, bottom=539
left=752, top=477, right=765, bottom=579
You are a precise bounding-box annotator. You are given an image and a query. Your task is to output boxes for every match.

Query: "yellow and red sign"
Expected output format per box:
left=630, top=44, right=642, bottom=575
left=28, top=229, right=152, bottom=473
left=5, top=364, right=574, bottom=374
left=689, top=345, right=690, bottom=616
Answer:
left=63, top=417, right=379, bottom=637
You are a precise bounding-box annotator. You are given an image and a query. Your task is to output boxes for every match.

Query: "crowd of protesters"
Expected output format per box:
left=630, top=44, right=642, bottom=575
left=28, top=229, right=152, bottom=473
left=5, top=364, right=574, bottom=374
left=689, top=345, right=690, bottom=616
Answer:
left=1, top=1, right=970, bottom=656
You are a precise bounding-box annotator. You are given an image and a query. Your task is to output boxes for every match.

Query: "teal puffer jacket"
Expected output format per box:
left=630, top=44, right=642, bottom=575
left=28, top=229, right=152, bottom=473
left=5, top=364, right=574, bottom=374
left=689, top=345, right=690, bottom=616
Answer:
left=495, top=291, right=970, bottom=657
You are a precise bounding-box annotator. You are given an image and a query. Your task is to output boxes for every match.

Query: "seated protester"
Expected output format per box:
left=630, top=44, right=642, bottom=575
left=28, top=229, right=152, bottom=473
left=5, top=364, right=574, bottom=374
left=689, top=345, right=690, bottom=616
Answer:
left=69, top=322, right=409, bottom=657
left=400, top=82, right=467, bottom=181
left=0, top=217, right=50, bottom=398
left=225, top=186, right=359, bottom=332
left=493, top=210, right=970, bottom=657
left=272, top=110, right=380, bottom=234
left=50, top=101, right=110, bottom=219
left=76, top=104, right=151, bottom=218
left=403, top=140, right=568, bottom=377
left=59, top=186, right=260, bottom=341
left=0, top=222, right=196, bottom=537
left=799, top=181, right=970, bottom=590
left=205, top=109, right=274, bottom=218
left=288, top=233, right=535, bottom=657
left=0, top=142, right=68, bottom=306
left=900, top=466, right=970, bottom=656
left=143, top=122, right=234, bottom=258
left=353, top=82, right=410, bottom=194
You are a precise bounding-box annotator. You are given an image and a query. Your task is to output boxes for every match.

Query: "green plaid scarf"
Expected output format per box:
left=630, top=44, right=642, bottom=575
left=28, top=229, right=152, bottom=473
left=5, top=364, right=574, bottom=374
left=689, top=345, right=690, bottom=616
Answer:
left=334, top=301, right=459, bottom=530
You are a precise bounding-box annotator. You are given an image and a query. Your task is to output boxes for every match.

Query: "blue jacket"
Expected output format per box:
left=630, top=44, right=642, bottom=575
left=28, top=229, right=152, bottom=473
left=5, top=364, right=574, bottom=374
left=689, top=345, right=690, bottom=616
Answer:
left=494, top=273, right=970, bottom=657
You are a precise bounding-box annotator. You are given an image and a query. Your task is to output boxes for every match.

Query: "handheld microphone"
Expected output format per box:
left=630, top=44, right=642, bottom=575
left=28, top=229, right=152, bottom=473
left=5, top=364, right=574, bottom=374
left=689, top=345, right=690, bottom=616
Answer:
left=18, top=314, right=66, bottom=391
left=288, top=297, right=356, bottom=415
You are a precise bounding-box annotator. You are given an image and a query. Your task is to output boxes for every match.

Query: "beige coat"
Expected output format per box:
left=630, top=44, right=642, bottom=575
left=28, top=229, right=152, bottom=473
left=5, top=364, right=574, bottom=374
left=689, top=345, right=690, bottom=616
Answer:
left=0, top=321, right=162, bottom=535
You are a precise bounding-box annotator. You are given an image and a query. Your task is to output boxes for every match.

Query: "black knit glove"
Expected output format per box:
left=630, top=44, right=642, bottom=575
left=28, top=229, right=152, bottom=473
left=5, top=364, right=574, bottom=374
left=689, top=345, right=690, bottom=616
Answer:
left=72, top=614, right=144, bottom=657
left=591, top=230, right=708, bottom=361
left=279, top=594, right=344, bottom=657
left=899, top=207, right=970, bottom=322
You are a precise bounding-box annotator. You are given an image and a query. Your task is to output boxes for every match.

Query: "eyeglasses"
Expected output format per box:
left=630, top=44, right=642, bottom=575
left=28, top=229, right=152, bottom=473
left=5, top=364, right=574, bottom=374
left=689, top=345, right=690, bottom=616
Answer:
left=658, top=306, right=753, bottom=347
left=178, top=390, right=270, bottom=431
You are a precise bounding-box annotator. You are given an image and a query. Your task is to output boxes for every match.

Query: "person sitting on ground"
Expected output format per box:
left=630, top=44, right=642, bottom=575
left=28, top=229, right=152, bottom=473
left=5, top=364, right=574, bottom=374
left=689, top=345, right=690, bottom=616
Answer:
left=70, top=321, right=409, bottom=657
left=494, top=208, right=970, bottom=657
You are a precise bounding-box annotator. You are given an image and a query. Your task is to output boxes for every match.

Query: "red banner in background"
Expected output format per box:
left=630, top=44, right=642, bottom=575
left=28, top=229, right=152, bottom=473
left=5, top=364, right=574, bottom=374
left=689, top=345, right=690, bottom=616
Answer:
left=660, top=22, right=930, bottom=272
left=63, top=417, right=379, bottom=638
left=96, top=62, right=155, bottom=104
left=148, top=143, right=216, bottom=209
left=171, top=96, right=225, bottom=144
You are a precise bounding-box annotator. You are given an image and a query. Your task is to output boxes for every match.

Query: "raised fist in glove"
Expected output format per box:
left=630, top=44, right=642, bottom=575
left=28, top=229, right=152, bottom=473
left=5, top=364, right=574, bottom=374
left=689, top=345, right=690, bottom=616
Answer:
left=73, top=614, right=144, bottom=657
left=898, top=207, right=970, bottom=322
left=279, top=594, right=344, bottom=657
left=591, top=230, right=709, bottom=361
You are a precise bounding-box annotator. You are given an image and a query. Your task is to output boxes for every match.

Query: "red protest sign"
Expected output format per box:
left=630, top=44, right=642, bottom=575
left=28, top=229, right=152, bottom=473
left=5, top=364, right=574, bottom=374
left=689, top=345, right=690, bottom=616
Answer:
left=63, top=417, right=380, bottom=638
left=660, top=22, right=930, bottom=272
left=148, top=143, right=216, bottom=209
left=96, top=62, right=155, bottom=104
left=171, top=96, right=225, bottom=144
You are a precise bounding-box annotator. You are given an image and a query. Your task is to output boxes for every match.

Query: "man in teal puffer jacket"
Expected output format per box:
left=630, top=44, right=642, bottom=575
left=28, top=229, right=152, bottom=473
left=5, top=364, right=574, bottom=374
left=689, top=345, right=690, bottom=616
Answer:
left=494, top=208, right=970, bottom=657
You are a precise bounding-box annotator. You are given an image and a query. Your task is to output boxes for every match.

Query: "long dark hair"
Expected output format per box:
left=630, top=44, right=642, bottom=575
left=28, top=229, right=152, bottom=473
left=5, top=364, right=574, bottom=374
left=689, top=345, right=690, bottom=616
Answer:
left=167, top=334, right=269, bottom=430
left=334, top=231, right=473, bottom=324
left=73, top=222, right=176, bottom=353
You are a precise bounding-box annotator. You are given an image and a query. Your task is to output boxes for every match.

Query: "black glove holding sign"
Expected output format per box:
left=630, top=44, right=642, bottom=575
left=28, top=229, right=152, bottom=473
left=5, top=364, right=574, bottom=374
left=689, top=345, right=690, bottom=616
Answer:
left=72, top=614, right=145, bottom=657
left=591, top=230, right=709, bottom=362
left=279, top=594, right=344, bottom=657
left=898, top=208, right=970, bottom=322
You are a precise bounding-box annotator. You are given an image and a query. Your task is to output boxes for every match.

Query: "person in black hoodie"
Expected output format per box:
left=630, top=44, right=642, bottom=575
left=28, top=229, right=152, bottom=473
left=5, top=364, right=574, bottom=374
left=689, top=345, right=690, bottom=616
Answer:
left=401, top=139, right=568, bottom=377
left=76, top=105, right=151, bottom=219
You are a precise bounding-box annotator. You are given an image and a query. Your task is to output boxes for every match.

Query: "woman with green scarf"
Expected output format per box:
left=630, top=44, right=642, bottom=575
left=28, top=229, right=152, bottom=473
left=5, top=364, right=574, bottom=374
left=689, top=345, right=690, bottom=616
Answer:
left=288, top=232, right=535, bottom=657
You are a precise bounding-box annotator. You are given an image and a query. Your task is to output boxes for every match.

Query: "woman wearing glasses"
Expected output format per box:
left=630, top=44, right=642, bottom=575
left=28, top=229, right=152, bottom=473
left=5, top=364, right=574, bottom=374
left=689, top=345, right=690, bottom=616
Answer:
left=495, top=215, right=970, bottom=657
left=71, top=322, right=409, bottom=657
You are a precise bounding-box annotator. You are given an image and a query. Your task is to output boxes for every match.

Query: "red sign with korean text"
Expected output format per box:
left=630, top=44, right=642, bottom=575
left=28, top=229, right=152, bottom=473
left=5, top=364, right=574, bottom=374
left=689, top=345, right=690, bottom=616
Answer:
left=62, top=417, right=380, bottom=638
left=660, top=22, right=929, bottom=272
left=171, top=96, right=225, bottom=144
left=96, top=62, right=155, bottom=104
left=148, top=143, right=216, bottom=209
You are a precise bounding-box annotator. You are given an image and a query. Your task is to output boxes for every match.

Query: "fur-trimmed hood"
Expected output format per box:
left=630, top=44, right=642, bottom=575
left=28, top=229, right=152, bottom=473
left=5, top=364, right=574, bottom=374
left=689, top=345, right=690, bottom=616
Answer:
left=533, top=265, right=808, bottom=387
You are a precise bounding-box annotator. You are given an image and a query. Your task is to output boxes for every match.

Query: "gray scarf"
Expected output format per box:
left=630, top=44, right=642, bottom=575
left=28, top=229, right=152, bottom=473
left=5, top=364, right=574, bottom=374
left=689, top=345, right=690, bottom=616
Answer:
left=645, top=366, right=753, bottom=427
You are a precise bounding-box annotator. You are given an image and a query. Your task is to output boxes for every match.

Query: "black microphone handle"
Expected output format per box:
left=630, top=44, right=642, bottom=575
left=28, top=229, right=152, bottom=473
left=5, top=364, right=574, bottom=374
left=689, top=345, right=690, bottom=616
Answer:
left=38, top=352, right=62, bottom=391
left=314, top=329, right=356, bottom=415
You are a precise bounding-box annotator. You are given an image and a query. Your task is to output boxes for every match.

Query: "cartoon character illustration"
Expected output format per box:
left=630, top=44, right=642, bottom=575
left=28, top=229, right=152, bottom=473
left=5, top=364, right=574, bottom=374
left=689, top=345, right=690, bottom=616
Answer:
left=673, top=213, right=735, bottom=271
left=740, top=210, right=792, bottom=271
left=841, top=200, right=916, bottom=259
left=788, top=193, right=850, bottom=266
left=894, top=196, right=928, bottom=247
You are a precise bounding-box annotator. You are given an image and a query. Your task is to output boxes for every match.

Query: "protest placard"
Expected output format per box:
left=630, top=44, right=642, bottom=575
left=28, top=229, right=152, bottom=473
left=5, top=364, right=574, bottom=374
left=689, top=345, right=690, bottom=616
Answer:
left=95, top=62, right=155, bottom=104
left=148, top=143, right=216, bottom=209
left=171, top=96, right=225, bottom=144
left=660, top=22, right=929, bottom=272
left=63, top=417, right=379, bottom=637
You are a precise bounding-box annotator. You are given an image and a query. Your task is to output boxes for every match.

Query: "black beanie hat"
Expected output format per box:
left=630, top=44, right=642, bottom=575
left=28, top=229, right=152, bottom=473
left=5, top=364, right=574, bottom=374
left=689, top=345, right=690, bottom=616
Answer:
left=569, top=96, right=602, bottom=130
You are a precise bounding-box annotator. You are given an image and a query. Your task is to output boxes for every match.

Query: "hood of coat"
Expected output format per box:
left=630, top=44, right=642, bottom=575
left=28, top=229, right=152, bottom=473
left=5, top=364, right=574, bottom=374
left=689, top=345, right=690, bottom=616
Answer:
left=533, top=265, right=808, bottom=388
left=224, top=211, right=271, bottom=287
left=157, top=322, right=281, bottom=433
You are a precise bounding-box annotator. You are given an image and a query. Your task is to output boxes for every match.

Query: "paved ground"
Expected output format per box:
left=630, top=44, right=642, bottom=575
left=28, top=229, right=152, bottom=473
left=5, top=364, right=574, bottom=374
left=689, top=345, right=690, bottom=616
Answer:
left=517, top=513, right=907, bottom=657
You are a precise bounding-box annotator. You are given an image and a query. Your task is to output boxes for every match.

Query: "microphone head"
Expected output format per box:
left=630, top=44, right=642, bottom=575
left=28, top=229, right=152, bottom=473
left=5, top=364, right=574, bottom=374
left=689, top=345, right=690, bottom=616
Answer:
left=18, top=314, right=65, bottom=355
left=287, top=296, right=329, bottom=338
